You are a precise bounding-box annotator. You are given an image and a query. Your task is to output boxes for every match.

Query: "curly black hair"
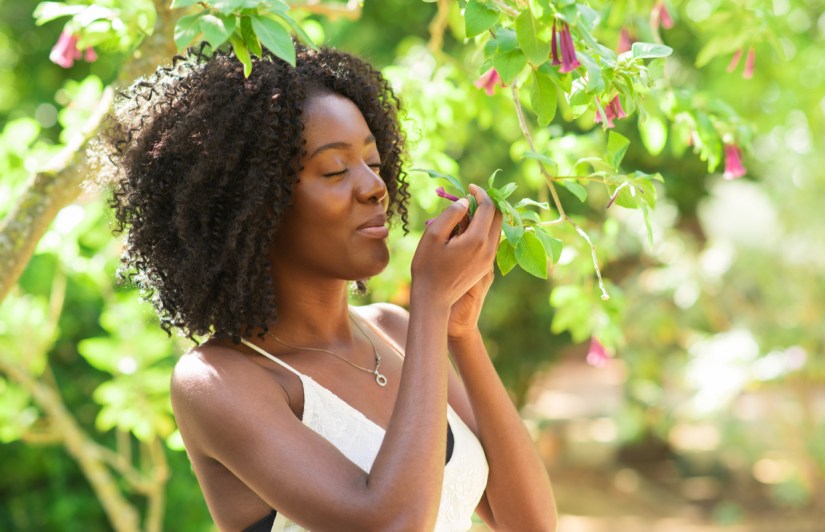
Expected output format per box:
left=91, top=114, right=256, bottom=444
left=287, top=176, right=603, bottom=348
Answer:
left=104, top=43, right=409, bottom=341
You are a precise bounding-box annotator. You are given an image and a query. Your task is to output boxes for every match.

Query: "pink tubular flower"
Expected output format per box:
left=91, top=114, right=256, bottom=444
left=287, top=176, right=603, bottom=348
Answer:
left=726, top=48, right=743, bottom=72
left=49, top=30, right=97, bottom=69
left=436, top=186, right=460, bottom=202
left=743, top=47, right=755, bottom=79
left=617, top=28, right=634, bottom=54
left=594, top=95, right=626, bottom=129
left=723, top=144, right=746, bottom=179
left=653, top=2, right=674, bottom=30
left=586, top=337, right=610, bottom=367
left=553, top=22, right=581, bottom=73
left=474, top=68, right=503, bottom=96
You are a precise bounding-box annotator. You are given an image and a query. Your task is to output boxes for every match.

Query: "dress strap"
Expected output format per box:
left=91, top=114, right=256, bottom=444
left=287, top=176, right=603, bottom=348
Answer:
left=239, top=338, right=304, bottom=378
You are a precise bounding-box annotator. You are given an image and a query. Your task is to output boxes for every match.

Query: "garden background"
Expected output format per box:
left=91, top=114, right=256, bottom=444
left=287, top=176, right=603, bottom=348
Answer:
left=1, top=0, right=823, bottom=530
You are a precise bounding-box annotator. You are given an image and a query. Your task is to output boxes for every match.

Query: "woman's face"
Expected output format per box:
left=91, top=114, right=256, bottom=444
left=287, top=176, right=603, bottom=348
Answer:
left=271, top=92, right=391, bottom=281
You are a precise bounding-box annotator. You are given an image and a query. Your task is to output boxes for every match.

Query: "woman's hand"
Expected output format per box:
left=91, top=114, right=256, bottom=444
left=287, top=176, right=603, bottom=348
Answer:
left=448, top=268, right=494, bottom=341
left=411, top=185, right=502, bottom=308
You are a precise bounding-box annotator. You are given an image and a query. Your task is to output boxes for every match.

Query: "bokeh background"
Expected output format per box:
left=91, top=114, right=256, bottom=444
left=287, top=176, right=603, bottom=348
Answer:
left=1, top=0, right=823, bottom=530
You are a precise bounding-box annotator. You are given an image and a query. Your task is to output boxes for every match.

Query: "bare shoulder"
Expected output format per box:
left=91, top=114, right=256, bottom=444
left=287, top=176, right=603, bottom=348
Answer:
left=352, top=302, right=410, bottom=345
left=171, top=343, right=290, bottom=445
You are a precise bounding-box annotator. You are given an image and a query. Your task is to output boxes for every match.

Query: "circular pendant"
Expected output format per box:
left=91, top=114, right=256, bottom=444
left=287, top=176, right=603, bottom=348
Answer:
left=375, top=372, right=388, bottom=387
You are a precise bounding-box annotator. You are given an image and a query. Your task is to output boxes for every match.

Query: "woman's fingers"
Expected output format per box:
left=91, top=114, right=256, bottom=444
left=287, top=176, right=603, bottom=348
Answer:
left=426, top=197, right=470, bottom=240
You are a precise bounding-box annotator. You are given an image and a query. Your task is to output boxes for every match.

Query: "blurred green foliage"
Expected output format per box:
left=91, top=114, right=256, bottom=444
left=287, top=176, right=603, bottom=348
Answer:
left=2, top=0, right=825, bottom=529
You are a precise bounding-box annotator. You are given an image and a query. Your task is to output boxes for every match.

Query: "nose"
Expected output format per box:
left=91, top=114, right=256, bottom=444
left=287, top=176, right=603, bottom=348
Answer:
left=356, top=163, right=389, bottom=209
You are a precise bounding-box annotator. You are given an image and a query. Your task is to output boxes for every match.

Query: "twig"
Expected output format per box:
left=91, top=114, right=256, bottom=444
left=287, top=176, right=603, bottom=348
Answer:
left=288, top=0, right=363, bottom=20
left=489, top=0, right=520, bottom=18
left=510, top=84, right=610, bottom=300
left=427, top=0, right=451, bottom=53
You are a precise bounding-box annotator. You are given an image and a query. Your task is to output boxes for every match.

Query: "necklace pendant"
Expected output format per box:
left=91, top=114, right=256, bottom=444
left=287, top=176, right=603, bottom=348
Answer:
left=374, top=371, right=388, bottom=387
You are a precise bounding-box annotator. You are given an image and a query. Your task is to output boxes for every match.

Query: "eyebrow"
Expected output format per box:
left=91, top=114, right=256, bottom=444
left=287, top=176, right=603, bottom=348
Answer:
left=307, top=134, right=376, bottom=160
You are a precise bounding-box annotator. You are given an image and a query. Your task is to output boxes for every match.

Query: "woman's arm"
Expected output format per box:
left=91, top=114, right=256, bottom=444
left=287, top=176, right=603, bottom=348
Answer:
left=449, top=329, right=558, bottom=531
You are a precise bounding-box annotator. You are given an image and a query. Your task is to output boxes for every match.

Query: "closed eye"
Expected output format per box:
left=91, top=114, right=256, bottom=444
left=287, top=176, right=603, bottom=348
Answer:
left=322, top=169, right=347, bottom=177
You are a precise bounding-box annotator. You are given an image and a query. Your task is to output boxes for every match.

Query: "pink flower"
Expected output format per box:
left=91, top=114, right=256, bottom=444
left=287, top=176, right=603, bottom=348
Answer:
left=653, top=2, right=674, bottom=30
left=617, top=28, right=634, bottom=54
left=552, top=22, right=581, bottom=73
left=723, top=144, right=746, bottom=180
left=49, top=31, right=97, bottom=69
left=436, top=186, right=460, bottom=202
left=726, top=49, right=743, bottom=72
left=743, top=47, right=755, bottom=79
left=474, top=68, right=503, bottom=96
left=594, top=95, right=626, bottom=129
left=586, top=337, right=610, bottom=367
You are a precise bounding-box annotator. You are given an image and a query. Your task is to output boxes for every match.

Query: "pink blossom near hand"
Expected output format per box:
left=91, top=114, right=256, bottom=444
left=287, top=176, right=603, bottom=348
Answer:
left=586, top=337, right=610, bottom=367
left=743, top=47, right=755, bottom=79
left=436, top=186, right=460, bottom=202
left=723, top=144, right=746, bottom=179
left=474, top=68, right=503, bottom=96
left=49, top=30, right=98, bottom=68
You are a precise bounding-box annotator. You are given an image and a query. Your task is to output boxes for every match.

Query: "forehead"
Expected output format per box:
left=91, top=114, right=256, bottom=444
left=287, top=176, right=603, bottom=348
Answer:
left=302, top=93, right=373, bottom=150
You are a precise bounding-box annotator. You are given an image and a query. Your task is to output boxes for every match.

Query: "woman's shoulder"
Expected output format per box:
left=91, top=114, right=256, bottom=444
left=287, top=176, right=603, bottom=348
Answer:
left=171, top=341, right=287, bottom=417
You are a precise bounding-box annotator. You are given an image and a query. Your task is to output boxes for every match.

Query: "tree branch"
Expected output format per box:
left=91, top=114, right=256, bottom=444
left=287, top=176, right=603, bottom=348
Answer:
left=0, top=358, right=140, bottom=531
left=289, top=0, right=362, bottom=20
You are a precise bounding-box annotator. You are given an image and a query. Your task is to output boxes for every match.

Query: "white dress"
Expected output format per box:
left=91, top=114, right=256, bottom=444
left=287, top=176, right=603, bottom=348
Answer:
left=239, top=319, right=489, bottom=532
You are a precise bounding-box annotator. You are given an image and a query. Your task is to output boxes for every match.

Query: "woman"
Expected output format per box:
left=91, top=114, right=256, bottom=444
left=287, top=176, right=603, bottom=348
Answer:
left=107, top=43, right=556, bottom=531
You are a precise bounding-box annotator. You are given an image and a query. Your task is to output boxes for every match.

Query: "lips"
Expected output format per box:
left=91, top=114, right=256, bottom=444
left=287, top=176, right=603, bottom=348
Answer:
left=357, top=213, right=389, bottom=238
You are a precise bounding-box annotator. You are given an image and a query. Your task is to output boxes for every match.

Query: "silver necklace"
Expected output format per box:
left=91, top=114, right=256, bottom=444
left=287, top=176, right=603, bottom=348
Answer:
left=267, top=315, right=388, bottom=387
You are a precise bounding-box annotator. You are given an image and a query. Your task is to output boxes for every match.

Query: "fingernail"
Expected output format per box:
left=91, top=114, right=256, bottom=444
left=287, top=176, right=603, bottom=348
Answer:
left=457, top=198, right=470, bottom=207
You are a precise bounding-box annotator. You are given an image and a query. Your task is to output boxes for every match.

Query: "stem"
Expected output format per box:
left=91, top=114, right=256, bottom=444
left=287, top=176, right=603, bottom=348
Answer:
left=490, top=0, right=519, bottom=18
left=510, top=85, right=610, bottom=299
left=288, top=0, right=362, bottom=20
left=427, top=0, right=450, bottom=54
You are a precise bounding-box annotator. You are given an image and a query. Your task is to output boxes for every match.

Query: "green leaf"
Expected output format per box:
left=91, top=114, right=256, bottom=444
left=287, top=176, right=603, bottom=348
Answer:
left=639, top=113, right=668, bottom=156
left=515, top=9, right=550, bottom=66
left=607, top=131, right=630, bottom=170
left=199, top=13, right=236, bottom=50
left=501, top=202, right=524, bottom=242
left=174, top=14, right=203, bottom=51
left=639, top=201, right=654, bottom=250
left=464, top=0, right=499, bottom=38
left=273, top=12, right=317, bottom=48
left=414, top=168, right=466, bottom=196
left=522, top=151, right=558, bottom=173
left=170, top=0, right=202, bottom=8
left=558, top=179, right=587, bottom=202
left=695, top=34, right=743, bottom=68
left=515, top=197, right=550, bottom=210
left=496, top=241, right=518, bottom=275
left=497, top=182, right=517, bottom=199
left=493, top=49, right=527, bottom=85
left=239, top=16, right=262, bottom=57
left=535, top=227, right=563, bottom=262
left=251, top=14, right=295, bottom=65
left=33, top=2, right=85, bottom=24
left=230, top=34, right=253, bottom=77
left=694, top=112, right=722, bottom=171
left=631, top=42, right=673, bottom=59
left=518, top=210, right=542, bottom=224
left=530, top=71, right=557, bottom=126
left=486, top=168, right=502, bottom=189
left=515, top=231, right=547, bottom=279
left=263, top=0, right=290, bottom=12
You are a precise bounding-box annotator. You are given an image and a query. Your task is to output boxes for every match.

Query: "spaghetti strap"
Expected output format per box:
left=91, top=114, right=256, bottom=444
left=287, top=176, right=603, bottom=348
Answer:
left=239, top=338, right=304, bottom=378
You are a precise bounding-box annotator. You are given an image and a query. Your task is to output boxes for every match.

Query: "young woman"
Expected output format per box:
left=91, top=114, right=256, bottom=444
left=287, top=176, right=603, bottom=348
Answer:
left=107, top=43, right=556, bottom=531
